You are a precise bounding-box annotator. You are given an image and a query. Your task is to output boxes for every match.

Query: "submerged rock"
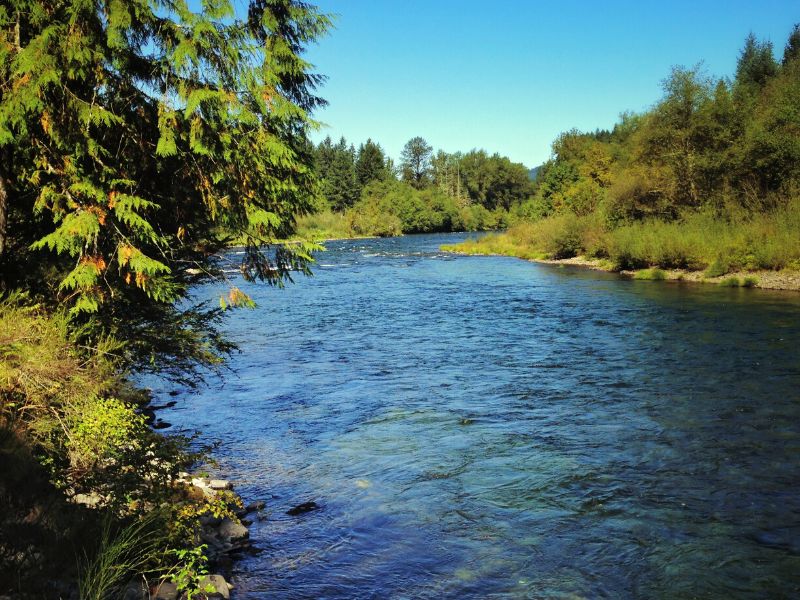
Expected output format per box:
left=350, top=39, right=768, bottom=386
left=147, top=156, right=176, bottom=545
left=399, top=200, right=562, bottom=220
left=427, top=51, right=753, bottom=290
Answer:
left=286, top=501, right=319, bottom=516
left=246, top=500, right=265, bottom=512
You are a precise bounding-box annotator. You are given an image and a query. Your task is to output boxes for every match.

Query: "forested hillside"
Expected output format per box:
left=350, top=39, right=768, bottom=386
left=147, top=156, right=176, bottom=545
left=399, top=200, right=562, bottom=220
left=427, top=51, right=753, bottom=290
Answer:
left=450, top=28, right=800, bottom=284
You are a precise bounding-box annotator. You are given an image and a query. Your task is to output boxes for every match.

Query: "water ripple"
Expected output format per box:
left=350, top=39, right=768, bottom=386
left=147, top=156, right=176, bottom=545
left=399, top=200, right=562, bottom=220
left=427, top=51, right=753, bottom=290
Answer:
left=150, top=233, right=800, bottom=599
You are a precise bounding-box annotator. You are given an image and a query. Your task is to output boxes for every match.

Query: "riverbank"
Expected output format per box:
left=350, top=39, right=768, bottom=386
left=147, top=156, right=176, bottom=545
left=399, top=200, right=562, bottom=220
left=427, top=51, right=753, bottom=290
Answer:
left=0, top=297, right=265, bottom=599
left=442, top=248, right=800, bottom=292
left=442, top=205, right=800, bottom=292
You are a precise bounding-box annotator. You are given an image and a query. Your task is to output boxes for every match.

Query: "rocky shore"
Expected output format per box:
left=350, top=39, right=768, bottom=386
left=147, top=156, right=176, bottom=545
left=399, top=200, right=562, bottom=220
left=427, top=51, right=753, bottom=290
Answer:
left=118, top=474, right=264, bottom=600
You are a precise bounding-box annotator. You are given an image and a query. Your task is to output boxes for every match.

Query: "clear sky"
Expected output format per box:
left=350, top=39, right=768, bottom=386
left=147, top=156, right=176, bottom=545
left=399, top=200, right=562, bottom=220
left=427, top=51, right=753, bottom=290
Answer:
left=303, top=0, right=800, bottom=168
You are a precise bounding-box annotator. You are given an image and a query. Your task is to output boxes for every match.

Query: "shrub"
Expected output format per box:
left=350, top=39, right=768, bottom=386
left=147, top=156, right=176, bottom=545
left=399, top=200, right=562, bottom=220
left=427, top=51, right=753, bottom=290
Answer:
left=68, top=398, right=147, bottom=472
left=633, top=268, right=667, bottom=280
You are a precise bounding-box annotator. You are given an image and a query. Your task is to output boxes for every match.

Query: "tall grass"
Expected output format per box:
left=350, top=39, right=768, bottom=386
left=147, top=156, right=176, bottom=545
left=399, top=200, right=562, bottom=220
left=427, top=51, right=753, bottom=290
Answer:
left=78, top=513, right=166, bottom=600
left=446, top=198, right=800, bottom=274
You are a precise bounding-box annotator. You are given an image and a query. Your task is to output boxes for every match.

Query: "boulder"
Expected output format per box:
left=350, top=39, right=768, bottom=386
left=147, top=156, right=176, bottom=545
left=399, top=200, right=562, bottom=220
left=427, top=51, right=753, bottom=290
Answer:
left=153, top=580, right=179, bottom=600
left=191, top=477, right=209, bottom=488
left=197, top=574, right=232, bottom=600
left=209, top=479, right=232, bottom=490
left=218, top=517, right=248, bottom=543
left=245, top=500, right=265, bottom=512
left=199, top=513, right=223, bottom=527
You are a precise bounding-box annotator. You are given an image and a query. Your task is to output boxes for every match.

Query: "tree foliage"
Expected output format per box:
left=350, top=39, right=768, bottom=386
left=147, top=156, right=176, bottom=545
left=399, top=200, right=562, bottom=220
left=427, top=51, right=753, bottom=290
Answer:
left=516, top=29, right=800, bottom=225
left=400, top=136, right=433, bottom=188
left=0, top=0, right=330, bottom=378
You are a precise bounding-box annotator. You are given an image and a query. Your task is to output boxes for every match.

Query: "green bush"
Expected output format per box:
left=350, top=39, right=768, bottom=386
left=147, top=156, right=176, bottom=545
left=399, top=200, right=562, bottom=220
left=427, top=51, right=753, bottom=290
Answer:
left=69, top=398, right=147, bottom=472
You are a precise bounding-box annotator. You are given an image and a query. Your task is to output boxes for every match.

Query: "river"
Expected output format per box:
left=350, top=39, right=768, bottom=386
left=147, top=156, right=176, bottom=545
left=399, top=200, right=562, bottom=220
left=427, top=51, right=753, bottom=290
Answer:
left=151, top=232, right=800, bottom=599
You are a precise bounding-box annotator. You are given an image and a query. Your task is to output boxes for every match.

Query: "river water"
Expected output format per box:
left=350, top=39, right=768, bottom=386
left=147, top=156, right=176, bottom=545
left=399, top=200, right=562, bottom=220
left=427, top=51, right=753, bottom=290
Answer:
left=153, top=232, right=800, bottom=599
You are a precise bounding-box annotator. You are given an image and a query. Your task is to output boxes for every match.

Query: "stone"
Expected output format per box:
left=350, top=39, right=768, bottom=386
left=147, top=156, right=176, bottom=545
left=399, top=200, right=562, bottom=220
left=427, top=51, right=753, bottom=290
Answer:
left=218, top=517, right=248, bottom=543
left=246, top=500, right=265, bottom=512
left=121, top=579, right=149, bottom=600
left=200, top=531, right=223, bottom=549
left=72, top=491, right=104, bottom=508
left=153, top=580, right=179, bottom=600
left=209, top=479, right=232, bottom=490
left=197, top=574, right=232, bottom=600
left=286, top=501, right=318, bottom=516
left=199, top=514, right=223, bottom=527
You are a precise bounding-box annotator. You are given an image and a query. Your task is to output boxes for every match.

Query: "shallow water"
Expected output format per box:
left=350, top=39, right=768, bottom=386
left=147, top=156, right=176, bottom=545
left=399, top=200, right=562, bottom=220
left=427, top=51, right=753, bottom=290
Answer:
left=153, top=232, right=800, bottom=599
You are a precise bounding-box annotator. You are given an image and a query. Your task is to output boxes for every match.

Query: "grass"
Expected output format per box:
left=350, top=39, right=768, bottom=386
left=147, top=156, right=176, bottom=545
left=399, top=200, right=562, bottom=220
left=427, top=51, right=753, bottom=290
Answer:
left=719, top=276, right=742, bottom=287
left=445, top=198, right=800, bottom=276
left=292, top=210, right=354, bottom=241
left=633, top=268, right=667, bottom=280
left=78, top=513, right=166, bottom=600
left=0, top=293, right=225, bottom=598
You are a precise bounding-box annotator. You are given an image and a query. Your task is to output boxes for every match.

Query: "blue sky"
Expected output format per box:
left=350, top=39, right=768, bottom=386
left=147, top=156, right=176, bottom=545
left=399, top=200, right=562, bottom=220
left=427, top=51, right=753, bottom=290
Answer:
left=303, top=0, right=800, bottom=167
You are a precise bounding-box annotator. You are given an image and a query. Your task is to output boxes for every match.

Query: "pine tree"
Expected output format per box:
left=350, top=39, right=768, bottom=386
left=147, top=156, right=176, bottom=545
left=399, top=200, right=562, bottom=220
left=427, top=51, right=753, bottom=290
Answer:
left=0, top=0, right=330, bottom=378
left=735, top=33, right=779, bottom=89
left=783, top=24, right=800, bottom=66
left=355, top=139, right=388, bottom=186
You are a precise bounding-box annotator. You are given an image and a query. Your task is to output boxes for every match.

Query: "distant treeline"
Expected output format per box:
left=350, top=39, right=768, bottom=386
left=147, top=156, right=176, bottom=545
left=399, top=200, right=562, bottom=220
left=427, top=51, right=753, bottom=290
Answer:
left=452, top=27, right=800, bottom=275
left=300, top=135, right=535, bottom=238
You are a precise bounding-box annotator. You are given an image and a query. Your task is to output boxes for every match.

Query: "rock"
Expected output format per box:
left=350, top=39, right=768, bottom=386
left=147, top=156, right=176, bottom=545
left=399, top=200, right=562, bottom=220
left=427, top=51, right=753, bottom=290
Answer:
left=200, top=530, right=224, bottom=550
left=152, top=420, right=172, bottom=429
left=199, top=513, right=223, bottom=527
left=121, top=579, right=149, bottom=600
left=72, top=491, right=104, bottom=508
left=237, top=500, right=265, bottom=518
left=197, top=574, right=232, bottom=600
left=190, top=477, right=217, bottom=498
left=153, top=580, right=179, bottom=600
left=209, top=479, right=232, bottom=490
left=218, top=517, right=248, bottom=543
left=286, top=501, right=318, bottom=516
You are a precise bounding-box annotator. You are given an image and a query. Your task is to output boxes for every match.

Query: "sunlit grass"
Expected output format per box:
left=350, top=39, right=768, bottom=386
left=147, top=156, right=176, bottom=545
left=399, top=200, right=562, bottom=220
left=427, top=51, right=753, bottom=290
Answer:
left=445, top=198, right=800, bottom=275
left=633, top=268, right=667, bottom=280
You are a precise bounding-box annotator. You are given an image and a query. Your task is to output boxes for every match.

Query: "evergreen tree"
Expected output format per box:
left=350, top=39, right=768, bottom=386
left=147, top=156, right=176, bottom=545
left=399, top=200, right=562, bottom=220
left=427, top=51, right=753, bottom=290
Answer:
left=735, top=33, right=779, bottom=89
left=783, top=24, right=800, bottom=65
left=355, top=139, right=388, bottom=186
left=326, top=137, right=359, bottom=210
left=0, top=0, right=330, bottom=378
